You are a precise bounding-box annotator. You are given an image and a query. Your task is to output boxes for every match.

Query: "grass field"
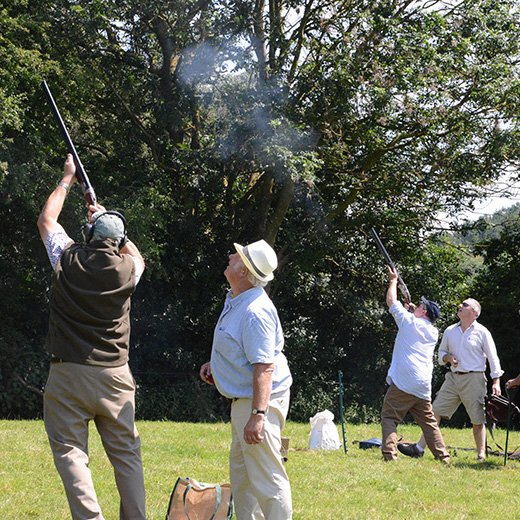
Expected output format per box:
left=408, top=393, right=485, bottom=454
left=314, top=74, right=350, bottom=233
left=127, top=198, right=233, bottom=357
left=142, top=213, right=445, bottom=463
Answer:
left=1, top=420, right=519, bottom=519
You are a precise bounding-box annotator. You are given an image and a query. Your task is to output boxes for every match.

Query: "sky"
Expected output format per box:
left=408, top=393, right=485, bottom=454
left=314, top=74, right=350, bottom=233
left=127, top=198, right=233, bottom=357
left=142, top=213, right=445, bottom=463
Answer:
left=436, top=175, right=520, bottom=227
left=470, top=195, right=520, bottom=217
left=457, top=175, right=520, bottom=221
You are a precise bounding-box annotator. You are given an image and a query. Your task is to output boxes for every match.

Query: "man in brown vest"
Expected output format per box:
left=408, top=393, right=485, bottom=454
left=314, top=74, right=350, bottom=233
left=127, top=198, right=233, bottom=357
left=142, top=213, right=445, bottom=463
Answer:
left=37, top=154, right=146, bottom=520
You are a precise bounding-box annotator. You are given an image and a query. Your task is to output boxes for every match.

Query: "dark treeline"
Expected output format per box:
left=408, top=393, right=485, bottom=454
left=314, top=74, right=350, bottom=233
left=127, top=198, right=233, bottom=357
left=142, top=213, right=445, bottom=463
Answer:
left=1, top=0, right=519, bottom=423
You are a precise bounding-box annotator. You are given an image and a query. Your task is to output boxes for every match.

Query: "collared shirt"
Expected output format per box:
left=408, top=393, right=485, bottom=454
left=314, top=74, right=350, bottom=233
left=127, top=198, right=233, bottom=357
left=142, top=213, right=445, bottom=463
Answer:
left=387, top=302, right=439, bottom=400
left=45, top=230, right=143, bottom=284
left=210, top=287, right=292, bottom=399
left=438, top=321, right=504, bottom=379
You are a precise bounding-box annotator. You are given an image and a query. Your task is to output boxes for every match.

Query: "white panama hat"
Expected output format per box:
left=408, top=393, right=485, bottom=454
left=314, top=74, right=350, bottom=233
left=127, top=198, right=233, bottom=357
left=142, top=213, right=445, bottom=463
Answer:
left=234, top=239, right=278, bottom=282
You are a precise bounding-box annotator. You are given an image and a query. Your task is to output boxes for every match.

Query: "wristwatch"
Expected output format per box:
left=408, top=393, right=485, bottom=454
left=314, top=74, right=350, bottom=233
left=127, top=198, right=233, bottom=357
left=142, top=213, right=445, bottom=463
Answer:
left=58, top=180, right=71, bottom=193
left=251, top=408, right=266, bottom=415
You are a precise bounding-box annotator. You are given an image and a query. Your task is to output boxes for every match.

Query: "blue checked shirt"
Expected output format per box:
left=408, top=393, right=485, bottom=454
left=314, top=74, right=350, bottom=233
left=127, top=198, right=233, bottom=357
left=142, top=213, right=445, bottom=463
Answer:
left=44, top=230, right=143, bottom=283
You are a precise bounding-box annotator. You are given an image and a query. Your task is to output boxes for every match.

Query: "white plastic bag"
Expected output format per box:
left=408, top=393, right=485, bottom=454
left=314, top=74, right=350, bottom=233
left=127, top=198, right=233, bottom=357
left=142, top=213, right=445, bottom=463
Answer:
left=309, top=409, right=341, bottom=450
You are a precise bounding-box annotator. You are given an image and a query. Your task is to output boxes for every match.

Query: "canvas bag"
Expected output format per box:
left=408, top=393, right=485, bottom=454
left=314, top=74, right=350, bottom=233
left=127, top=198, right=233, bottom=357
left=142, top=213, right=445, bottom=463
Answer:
left=166, top=477, right=233, bottom=520
left=485, top=394, right=520, bottom=425
left=309, top=409, right=341, bottom=450
left=485, top=393, right=520, bottom=457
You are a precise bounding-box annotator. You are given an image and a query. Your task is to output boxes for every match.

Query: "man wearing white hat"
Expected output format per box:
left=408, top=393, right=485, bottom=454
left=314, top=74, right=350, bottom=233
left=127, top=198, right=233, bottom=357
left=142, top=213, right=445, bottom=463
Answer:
left=200, top=240, right=293, bottom=520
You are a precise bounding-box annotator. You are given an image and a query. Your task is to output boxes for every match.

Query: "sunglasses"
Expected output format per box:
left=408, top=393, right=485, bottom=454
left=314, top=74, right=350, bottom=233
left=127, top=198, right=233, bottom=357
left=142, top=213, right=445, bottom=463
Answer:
left=460, top=302, right=476, bottom=312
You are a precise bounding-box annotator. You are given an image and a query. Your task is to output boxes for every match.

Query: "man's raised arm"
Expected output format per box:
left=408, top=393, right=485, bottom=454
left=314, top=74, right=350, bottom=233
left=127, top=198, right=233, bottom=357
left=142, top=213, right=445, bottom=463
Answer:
left=37, top=154, right=77, bottom=243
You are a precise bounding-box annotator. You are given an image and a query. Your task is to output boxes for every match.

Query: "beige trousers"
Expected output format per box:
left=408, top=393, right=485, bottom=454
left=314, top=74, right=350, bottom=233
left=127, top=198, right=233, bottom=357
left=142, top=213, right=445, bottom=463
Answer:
left=433, top=371, right=487, bottom=424
left=381, top=384, right=450, bottom=462
left=44, top=362, right=146, bottom=520
left=230, top=393, right=292, bottom=520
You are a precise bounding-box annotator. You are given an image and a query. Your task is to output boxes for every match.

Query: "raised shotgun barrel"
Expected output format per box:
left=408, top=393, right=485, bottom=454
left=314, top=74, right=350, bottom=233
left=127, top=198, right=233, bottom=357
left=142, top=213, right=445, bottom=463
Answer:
left=370, top=227, right=412, bottom=304
left=41, top=80, right=97, bottom=205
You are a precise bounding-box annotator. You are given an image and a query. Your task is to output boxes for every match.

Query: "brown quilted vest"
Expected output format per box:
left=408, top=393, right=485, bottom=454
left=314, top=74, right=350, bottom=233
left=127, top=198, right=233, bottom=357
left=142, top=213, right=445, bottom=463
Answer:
left=46, top=239, right=136, bottom=366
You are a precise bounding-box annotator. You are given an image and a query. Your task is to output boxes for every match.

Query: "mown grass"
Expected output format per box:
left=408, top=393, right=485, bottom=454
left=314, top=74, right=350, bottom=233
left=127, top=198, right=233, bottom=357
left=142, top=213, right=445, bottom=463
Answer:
left=1, top=420, right=519, bottom=519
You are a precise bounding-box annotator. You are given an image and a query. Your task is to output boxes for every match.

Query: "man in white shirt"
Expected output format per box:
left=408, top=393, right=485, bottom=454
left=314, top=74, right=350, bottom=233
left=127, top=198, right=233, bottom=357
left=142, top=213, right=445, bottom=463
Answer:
left=381, top=267, right=450, bottom=463
left=398, top=298, right=503, bottom=461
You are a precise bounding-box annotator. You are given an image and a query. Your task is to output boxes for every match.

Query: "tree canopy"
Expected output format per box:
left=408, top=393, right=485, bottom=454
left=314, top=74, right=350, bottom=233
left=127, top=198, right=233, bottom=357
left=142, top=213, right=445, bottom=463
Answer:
left=1, top=0, right=519, bottom=421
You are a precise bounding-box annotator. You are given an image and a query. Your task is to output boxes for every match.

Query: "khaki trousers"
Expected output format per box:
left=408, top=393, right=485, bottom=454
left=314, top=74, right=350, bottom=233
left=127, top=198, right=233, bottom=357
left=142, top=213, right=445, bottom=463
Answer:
left=44, top=362, right=146, bottom=520
left=230, top=393, right=292, bottom=520
left=433, top=371, right=487, bottom=424
left=381, top=384, right=450, bottom=462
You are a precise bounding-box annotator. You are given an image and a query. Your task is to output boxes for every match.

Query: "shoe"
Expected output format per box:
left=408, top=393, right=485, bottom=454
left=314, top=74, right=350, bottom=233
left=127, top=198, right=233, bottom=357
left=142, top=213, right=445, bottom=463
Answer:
left=477, top=455, right=485, bottom=462
left=397, top=442, right=424, bottom=458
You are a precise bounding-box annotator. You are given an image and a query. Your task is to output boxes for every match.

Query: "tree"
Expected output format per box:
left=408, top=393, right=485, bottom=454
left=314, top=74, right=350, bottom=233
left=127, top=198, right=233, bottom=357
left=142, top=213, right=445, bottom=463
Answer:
left=0, top=0, right=66, bottom=417
left=469, top=212, right=520, bottom=386
left=1, top=0, right=519, bottom=419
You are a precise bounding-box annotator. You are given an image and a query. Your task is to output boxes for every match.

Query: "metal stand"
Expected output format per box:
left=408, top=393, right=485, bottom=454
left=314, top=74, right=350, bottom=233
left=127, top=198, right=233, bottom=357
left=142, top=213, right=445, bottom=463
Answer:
left=504, top=387, right=513, bottom=466
left=338, top=370, right=348, bottom=453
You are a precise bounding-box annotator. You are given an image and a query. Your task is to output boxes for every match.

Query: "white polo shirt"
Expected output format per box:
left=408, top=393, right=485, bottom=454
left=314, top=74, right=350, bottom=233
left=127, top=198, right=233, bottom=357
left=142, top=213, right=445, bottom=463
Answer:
left=387, top=302, right=439, bottom=400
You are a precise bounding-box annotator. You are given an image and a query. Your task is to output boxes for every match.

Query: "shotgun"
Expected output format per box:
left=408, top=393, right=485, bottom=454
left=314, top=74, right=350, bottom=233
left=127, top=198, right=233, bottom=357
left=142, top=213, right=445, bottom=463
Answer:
left=370, top=227, right=411, bottom=304
left=41, top=80, right=97, bottom=205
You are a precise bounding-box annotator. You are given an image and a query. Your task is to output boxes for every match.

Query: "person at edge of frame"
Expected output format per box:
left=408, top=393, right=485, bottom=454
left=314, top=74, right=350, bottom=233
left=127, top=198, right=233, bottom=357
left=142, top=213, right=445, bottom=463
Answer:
left=200, top=239, right=293, bottom=520
left=398, top=298, right=503, bottom=462
left=37, top=154, right=146, bottom=520
left=504, top=309, right=520, bottom=390
left=506, top=374, right=520, bottom=390
left=381, top=266, right=450, bottom=464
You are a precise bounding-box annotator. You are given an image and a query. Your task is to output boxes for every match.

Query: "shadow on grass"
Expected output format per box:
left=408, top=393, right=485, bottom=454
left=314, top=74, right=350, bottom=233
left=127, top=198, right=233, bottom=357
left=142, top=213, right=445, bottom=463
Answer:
left=450, top=457, right=507, bottom=470
left=446, top=444, right=520, bottom=469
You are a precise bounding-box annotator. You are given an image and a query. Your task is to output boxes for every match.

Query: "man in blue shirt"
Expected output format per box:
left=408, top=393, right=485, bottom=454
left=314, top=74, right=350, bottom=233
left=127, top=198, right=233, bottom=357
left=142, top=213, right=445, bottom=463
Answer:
left=200, top=239, right=292, bottom=519
left=381, top=267, right=450, bottom=463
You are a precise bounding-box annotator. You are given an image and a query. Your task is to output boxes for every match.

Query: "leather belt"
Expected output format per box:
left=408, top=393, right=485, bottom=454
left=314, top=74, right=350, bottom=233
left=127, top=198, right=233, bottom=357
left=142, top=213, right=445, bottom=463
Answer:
left=454, top=371, right=483, bottom=375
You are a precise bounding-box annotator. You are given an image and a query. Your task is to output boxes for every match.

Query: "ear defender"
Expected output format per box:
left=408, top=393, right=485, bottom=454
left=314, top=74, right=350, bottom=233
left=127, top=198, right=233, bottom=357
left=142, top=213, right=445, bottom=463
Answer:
left=85, top=211, right=128, bottom=248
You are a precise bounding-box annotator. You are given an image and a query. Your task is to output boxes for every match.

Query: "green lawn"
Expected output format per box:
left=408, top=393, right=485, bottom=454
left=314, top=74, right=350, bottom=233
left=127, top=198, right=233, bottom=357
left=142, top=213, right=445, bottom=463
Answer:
left=1, top=420, right=519, bottom=519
